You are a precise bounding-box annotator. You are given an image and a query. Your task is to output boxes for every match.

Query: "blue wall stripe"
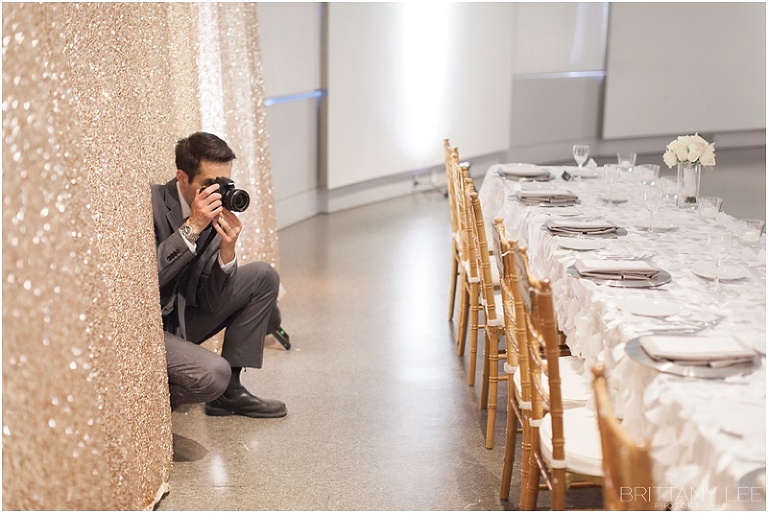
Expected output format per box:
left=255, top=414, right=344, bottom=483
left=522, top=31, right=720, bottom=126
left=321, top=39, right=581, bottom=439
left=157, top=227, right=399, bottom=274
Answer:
left=264, top=90, right=326, bottom=107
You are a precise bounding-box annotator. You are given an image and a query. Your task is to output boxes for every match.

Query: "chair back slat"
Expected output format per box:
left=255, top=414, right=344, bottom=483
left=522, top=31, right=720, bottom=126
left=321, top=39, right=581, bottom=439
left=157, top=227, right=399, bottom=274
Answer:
left=453, top=161, right=477, bottom=279
left=493, top=220, right=517, bottom=368
left=443, top=139, right=460, bottom=237
left=531, top=280, right=565, bottom=463
left=466, top=188, right=498, bottom=322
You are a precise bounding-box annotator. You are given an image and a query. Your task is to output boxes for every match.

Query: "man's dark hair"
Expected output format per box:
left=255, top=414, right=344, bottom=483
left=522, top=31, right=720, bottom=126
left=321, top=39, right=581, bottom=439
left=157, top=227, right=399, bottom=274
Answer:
left=175, top=132, right=237, bottom=181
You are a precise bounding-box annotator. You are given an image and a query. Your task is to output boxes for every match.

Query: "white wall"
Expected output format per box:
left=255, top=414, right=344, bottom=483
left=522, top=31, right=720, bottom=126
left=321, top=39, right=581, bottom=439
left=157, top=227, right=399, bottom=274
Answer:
left=258, top=2, right=321, bottom=96
left=326, top=3, right=515, bottom=189
left=513, top=2, right=607, bottom=73
left=603, top=3, right=766, bottom=139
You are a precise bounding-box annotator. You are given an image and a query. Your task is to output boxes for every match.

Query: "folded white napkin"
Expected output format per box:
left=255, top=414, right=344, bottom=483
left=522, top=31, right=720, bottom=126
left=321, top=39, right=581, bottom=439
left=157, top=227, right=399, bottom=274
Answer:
left=496, top=163, right=550, bottom=179
left=640, top=335, right=757, bottom=366
left=575, top=259, right=661, bottom=280
left=517, top=189, right=578, bottom=205
left=547, top=218, right=618, bottom=235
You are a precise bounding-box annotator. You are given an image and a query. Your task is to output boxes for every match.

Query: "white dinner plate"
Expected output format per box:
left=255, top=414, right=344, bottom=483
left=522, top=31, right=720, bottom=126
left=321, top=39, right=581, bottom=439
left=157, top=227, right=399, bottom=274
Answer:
left=618, top=298, right=682, bottom=317
left=496, top=163, right=549, bottom=178
left=555, top=237, right=606, bottom=251
left=599, top=193, right=629, bottom=204
left=690, top=262, right=748, bottom=281
left=635, top=220, right=675, bottom=231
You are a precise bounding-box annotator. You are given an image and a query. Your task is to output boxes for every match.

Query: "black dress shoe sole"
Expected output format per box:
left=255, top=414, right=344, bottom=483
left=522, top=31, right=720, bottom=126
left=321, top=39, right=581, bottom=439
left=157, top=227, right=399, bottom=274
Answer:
left=204, top=404, right=287, bottom=419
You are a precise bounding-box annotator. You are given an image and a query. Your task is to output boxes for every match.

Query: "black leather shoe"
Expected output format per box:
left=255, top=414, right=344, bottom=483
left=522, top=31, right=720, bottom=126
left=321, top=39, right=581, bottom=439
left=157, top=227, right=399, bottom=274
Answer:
left=205, top=387, right=287, bottom=418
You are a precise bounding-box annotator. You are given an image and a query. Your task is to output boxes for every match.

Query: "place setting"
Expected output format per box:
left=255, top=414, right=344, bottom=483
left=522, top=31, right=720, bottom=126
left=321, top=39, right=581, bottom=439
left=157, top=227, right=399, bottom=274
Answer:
left=515, top=188, right=579, bottom=206
left=493, top=163, right=553, bottom=182
left=624, top=333, right=763, bottom=379
left=566, top=257, right=671, bottom=288
left=544, top=217, right=627, bottom=238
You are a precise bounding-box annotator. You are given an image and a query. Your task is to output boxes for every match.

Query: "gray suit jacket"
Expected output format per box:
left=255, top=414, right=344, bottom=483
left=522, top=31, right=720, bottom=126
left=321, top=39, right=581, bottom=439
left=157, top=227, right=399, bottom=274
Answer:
left=151, top=178, right=233, bottom=338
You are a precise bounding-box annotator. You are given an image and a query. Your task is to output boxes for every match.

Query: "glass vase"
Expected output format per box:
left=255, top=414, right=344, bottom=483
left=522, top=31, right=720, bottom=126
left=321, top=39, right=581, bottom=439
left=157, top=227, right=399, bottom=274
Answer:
left=676, top=162, right=701, bottom=208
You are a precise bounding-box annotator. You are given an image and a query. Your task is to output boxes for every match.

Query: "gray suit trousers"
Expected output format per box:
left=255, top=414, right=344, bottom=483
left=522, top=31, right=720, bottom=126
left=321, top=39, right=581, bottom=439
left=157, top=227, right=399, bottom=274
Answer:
left=165, top=261, right=280, bottom=409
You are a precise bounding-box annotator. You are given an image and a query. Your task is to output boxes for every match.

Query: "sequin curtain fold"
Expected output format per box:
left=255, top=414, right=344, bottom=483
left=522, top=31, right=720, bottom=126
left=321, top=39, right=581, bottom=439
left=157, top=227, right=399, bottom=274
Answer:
left=2, top=3, right=277, bottom=509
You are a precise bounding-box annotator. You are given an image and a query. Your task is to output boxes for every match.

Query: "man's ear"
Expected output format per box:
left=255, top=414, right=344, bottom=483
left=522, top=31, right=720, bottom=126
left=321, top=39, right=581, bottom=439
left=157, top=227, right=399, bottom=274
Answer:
left=176, top=169, right=188, bottom=185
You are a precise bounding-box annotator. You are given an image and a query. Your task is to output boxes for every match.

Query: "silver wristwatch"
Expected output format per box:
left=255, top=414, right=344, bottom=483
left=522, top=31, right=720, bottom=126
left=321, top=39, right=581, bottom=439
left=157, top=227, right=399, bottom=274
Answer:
left=179, top=222, right=200, bottom=243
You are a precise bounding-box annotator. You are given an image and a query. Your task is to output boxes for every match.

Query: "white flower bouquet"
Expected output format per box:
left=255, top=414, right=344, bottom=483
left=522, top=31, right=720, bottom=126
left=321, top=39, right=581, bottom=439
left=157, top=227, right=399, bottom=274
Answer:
left=663, top=134, right=716, bottom=168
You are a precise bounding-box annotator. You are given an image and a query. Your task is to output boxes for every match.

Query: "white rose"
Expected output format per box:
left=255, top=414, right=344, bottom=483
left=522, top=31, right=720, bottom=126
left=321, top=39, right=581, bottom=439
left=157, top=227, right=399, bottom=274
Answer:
left=663, top=149, right=678, bottom=168
left=673, top=141, right=689, bottom=162
left=699, top=145, right=716, bottom=166
left=691, top=133, right=708, bottom=146
left=687, top=143, right=703, bottom=163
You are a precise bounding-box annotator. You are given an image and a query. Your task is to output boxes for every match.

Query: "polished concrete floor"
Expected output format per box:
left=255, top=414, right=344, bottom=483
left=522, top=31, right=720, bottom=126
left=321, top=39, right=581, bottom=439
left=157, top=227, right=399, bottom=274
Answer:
left=158, top=146, right=763, bottom=511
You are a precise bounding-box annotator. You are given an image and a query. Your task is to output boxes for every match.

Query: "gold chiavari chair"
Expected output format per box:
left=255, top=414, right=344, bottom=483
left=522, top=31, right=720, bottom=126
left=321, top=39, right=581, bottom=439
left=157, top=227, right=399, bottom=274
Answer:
left=444, top=139, right=461, bottom=322
left=452, top=160, right=478, bottom=366
left=591, top=364, right=655, bottom=511
left=465, top=186, right=506, bottom=448
left=494, top=219, right=592, bottom=505
left=492, top=218, right=531, bottom=500
left=521, top=272, right=603, bottom=510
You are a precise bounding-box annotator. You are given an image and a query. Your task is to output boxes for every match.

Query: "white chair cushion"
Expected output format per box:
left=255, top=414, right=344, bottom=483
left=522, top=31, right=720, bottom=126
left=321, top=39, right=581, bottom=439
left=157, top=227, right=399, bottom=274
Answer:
left=484, top=223, right=496, bottom=254
left=493, top=291, right=503, bottom=312
left=539, top=407, right=603, bottom=477
left=459, top=258, right=500, bottom=286
left=559, top=356, right=592, bottom=407
left=512, top=356, right=590, bottom=407
left=490, top=260, right=500, bottom=285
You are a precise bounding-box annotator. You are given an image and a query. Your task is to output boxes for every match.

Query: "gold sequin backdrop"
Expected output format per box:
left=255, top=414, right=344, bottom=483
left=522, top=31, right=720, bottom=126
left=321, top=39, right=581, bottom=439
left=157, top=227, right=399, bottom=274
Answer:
left=2, top=3, right=278, bottom=509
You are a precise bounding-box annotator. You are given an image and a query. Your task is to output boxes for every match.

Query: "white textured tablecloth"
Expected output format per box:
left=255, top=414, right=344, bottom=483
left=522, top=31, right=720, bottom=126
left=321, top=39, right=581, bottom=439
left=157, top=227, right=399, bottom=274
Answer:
left=480, top=164, right=767, bottom=510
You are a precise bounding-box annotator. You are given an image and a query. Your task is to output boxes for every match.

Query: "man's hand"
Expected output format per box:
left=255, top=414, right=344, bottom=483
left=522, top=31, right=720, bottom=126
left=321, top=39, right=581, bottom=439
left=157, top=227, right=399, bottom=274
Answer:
left=187, top=183, right=223, bottom=234
left=212, top=208, right=242, bottom=265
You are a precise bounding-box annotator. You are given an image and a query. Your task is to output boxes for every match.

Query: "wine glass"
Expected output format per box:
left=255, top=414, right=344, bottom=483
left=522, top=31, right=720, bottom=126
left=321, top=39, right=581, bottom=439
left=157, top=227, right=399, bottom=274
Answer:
left=603, top=164, right=621, bottom=206
left=643, top=185, right=664, bottom=233
left=708, top=232, right=732, bottom=291
left=573, top=144, right=589, bottom=170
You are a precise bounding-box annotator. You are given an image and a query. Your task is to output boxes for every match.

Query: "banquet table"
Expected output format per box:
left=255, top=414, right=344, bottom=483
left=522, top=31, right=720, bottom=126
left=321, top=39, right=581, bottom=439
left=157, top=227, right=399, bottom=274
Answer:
left=479, top=163, right=766, bottom=511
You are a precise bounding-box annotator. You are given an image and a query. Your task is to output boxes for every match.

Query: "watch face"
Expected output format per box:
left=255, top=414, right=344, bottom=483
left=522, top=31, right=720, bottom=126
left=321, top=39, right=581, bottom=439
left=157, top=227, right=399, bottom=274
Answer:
left=181, top=224, right=198, bottom=242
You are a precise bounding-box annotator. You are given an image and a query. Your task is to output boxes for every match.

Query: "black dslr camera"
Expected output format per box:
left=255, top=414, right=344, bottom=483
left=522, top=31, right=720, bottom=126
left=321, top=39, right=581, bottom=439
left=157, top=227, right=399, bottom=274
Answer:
left=203, top=177, right=250, bottom=212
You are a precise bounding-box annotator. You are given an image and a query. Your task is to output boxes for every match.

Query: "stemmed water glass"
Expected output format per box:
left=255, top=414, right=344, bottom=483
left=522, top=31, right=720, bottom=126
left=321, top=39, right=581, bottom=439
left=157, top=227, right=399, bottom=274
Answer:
left=708, top=232, right=732, bottom=291
left=573, top=145, right=589, bottom=170
left=603, top=164, right=621, bottom=206
left=643, top=185, right=664, bottom=233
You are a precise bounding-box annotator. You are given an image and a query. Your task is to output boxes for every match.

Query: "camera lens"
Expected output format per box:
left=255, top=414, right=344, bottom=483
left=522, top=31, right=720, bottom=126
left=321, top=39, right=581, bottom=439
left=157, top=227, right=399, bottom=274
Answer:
left=224, top=189, right=250, bottom=212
